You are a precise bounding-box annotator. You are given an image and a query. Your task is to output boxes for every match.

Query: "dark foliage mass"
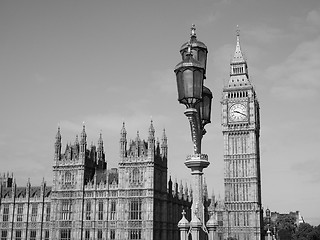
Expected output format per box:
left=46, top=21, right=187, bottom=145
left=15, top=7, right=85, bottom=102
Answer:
left=264, top=215, right=320, bottom=240
left=292, top=223, right=320, bottom=240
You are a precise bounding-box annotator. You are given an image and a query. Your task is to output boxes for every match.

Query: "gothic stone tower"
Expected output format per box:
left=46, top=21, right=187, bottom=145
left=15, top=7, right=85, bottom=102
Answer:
left=118, top=121, right=169, bottom=240
left=51, top=125, right=107, bottom=239
left=221, top=29, right=263, bottom=240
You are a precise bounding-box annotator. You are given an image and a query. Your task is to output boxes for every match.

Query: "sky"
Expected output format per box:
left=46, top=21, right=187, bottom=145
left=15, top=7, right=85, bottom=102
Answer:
left=0, top=0, right=320, bottom=226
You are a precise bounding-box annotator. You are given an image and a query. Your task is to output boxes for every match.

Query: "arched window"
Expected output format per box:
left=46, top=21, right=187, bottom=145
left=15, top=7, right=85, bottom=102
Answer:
left=132, top=168, right=140, bottom=184
left=61, top=200, right=72, bottom=220
left=129, top=199, right=142, bottom=220
left=86, top=201, right=91, bottom=220
left=65, top=171, right=72, bottom=185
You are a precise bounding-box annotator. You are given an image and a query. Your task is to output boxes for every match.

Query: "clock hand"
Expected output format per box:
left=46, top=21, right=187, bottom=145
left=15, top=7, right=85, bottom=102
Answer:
left=234, top=110, right=246, bottom=116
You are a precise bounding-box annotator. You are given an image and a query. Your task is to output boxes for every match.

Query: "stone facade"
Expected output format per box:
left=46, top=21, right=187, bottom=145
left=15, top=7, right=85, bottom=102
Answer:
left=0, top=121, right=192, bottom=240
left=218, top=29, right=263, bottom=240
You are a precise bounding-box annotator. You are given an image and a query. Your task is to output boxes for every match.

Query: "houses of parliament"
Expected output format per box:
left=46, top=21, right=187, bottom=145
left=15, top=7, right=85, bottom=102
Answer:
left=0, top=27, right=263, bottom=240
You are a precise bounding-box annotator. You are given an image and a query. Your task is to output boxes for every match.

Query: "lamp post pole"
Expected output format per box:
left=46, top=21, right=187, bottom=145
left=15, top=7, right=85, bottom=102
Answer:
left=266, top=208, right=272, bottom=240
left=175, top=25, right=215, bottom=240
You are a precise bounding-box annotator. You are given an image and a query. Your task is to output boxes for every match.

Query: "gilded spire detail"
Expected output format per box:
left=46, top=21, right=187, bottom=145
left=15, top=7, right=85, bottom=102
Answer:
left=98, top=131, right=103, bottom=148
left=149, top=119, right=155, bottom=136
left=162, top=128, right=167, bottom=142
left=191, top=24, right=196, bottom=37
left=187, top=42, right=192, bottom=55
left=232, top=25, right=245, bottom=63
left=120, top=122, right=127, bottom=136
left=81, top=123, right=87, bottom=140
left=56, top=126, right=61, bottom=142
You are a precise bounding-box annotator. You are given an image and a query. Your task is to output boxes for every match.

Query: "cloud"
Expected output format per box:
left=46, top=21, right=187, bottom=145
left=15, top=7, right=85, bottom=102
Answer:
left=0, top=134, right=53, bottom=185
left=60, top=112, right=170, bottom=141
left=0, top=134, right=9, bottom=147
left=217, top=0, right=252, bottom=6
left=151, top=69, right=177, bottom=95
left=210, top=43, right=233, bottom=80
left=34, top=73, right=48, bottom=83
left=270, top=85, right=317, bottom=100
left=306, top=8, right=320, bottom=27
left=244, top=25, right=287, bottom=44
left=266, top=36, right=320, bottom=100
left=196, top=11, right=221, bottom=26
left=103, top=85, right=124, bottom=94
left=59, top=120, right=81, bottom=134
left=290, top=7, right=320, bottom=36
left=291, top=159, right=320, bottom=183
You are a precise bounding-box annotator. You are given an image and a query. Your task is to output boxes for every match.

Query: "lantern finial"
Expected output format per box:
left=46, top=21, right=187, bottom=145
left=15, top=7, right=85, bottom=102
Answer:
left=187, top=42, right=192, bottom=55
left=191, top=24, right=196, bottom=37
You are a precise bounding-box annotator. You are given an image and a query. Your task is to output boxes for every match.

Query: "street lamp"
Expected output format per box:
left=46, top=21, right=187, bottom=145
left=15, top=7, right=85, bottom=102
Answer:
left=175, top=25, right=214, bottom=240
left=175, top=42, right=204, bottom=108
left=199, top=86, right=213, bottom=128
left=266, top=208, right=272, bottom=240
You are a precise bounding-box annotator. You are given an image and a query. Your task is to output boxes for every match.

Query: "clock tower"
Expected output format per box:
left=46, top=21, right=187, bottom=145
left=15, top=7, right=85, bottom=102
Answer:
left=221, top=28, right=263, bottom=240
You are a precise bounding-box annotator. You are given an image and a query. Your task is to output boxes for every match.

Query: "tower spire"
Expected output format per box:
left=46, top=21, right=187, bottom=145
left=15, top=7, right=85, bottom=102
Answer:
left=120, top=122, right=127, bottom=158
left=232, top=25, right=245, bottom=63
left=203, top=177, right=208, bottom=201
left=161, top=128, right=168, bottom=158
left=98, top=131, right=103, bottom=146
left=168, top=175, right=173, bottom=194
left=148, top=119, right=156, bottom=159
left=120, top=122, right=127, bottom=137
left=226, top=26, right=251, bottom=88
left=148, top=119, right=155, bottom=139
left=74, top=135, right=79, bottom=145
left=97, top=131, right=104, bottom=161
left=80, top=123, right=87, bottom=155
left=54, top=126, right=62, bottom=160
left=56, top=126, right=61, bottom=142
left=80, top=123, right=87, bottom=141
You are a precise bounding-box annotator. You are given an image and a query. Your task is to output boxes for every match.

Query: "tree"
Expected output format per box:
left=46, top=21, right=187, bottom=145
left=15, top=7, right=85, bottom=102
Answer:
left=293, top=223, right=320, bottom=240
left=263, top=214, right=297, bottom=240
left=293, top=223, right=313, bottom=240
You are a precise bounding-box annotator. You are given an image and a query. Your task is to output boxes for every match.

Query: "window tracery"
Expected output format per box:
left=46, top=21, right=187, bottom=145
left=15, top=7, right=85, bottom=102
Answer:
left=129, top=168, right=143, bottom=185
left=61, top=200, right=72, bottom=220
left=129, top=198, right=142, bottom=220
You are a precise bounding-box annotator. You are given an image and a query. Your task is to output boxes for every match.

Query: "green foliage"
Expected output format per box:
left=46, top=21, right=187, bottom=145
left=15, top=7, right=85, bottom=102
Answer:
left=263, top=214, right=297, bottom=240
left=292, top=223, right=320, bottom=240
left=277, top=214, right=297, bottom=240
left=263, top=213, right=320, bottom=240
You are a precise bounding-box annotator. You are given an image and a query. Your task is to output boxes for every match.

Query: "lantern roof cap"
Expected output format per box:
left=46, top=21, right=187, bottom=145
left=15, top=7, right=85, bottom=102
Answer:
left=180, top=24, right=208, bottom=52
left=180, top=39, right=207, bottom=52
left=174, top=57, right=203, bottom=71
left=174, top=47, right=204, bottom=71
left=203, top=85, right=213, bottom=96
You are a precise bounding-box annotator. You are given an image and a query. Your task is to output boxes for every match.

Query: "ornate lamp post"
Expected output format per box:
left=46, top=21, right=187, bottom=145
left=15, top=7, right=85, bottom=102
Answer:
left=175, top=25, right=214, bottom=240
left=266, top=208, right=272, bottom=240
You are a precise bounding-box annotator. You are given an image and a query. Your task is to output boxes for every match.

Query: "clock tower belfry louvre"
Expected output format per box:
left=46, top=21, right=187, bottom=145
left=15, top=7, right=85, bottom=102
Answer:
left=221, top=29, right=263, bottom=240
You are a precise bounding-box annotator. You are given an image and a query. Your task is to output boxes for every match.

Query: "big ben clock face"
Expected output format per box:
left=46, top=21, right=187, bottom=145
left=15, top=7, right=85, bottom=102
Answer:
left=229, top=103, right=247, bottom=122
